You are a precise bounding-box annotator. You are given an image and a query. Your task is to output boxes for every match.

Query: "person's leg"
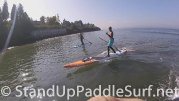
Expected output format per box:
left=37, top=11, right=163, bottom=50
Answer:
left=108, top=38, right=115, bottom=53
left=81, top=39, right=84, bottom=45
left=110, top=47, right=116, bottom=53
left=107, top=46, right=110, bottom=57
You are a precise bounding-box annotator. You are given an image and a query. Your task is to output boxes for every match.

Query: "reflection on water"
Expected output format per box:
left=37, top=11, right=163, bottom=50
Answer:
left=0, top=45, right=37, bottom=88
left=0, top=29, right=179, bottom=101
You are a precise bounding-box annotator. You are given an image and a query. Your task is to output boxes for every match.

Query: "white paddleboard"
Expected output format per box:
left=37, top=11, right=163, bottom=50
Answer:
left=96, top=48, right=127, bottom=57
left=93, top=48, right=127, bottom=62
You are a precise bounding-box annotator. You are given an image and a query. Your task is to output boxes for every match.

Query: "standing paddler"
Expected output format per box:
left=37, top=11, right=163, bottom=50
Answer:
left=106, top=26, right=116, bottom=57
left=79, top=32, right=84, bottom=45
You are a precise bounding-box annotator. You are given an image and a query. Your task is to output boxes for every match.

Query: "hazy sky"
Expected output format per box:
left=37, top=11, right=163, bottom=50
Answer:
left=0, top=0, right=179, bottom=29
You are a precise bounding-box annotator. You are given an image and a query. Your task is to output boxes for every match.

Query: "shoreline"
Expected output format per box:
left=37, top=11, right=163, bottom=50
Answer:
left=0, top=29, right=101, bottom=52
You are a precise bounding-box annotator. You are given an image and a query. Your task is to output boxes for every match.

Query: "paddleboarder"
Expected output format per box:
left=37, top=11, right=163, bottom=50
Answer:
left=79, top=32, right=84, bottom=45
left=106, top=26, right=116, bottom=57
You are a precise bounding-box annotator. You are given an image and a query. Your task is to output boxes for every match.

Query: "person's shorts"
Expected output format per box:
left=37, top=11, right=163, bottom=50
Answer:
left=108, top=38, right=114, bottom=47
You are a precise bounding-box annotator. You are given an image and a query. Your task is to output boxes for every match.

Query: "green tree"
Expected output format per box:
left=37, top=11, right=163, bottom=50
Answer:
left=40, top=16, right=45, bottom=24
left=0, top=7, right=8, bottom=50
left=74, top=20, right=83, bottom=30
left=0, top=8, right=2, bottom=24
left=10, top=3, right=34, bottom=45
left=0, top=8, right=2, bottom=34
left=2, top=1, right=9, bottom=21
left=17, top=4, right=24, bottom=19
left=16, top=4, right=33, bottom=34
left=11, top=4, right=16, bottom=21
left=46, top=16, right=59, bottom=25
left=62, top=19, right=71, bottom=28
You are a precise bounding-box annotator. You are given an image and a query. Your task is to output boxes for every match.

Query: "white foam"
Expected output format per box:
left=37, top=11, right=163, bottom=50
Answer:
left=7, top=47, right=15, bottom=50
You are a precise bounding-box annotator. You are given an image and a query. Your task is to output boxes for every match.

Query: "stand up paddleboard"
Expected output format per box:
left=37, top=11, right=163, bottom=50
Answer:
left=64, top=48, right=127, bottom=68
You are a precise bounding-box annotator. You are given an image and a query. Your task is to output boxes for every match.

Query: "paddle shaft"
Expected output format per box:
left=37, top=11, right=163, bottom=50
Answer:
left=99, top=37, right=120, bottom=51
left=84, top=39, right=92, bottom=44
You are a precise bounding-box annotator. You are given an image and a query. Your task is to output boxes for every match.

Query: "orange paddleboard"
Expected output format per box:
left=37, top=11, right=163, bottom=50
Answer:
left=64, top=49, right=127, bottom=68
left=64, top=59, right=97, bottom=68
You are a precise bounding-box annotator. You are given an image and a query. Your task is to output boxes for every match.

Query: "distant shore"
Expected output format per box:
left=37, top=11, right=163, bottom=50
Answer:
left=0, top=28, right=100, bottom=52
left=30, top=28, right=101, bottom=43
left=0, top=1, right=101, bottom=52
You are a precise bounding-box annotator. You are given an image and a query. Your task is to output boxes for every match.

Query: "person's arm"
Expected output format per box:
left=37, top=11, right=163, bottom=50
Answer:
left=106, top=32, right=112, bottom=38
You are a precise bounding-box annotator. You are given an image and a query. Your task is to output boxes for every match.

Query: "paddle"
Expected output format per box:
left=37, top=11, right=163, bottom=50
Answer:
left=99, top=37, right=121, bottom=52
left=84, top=38, right=92, bottom=44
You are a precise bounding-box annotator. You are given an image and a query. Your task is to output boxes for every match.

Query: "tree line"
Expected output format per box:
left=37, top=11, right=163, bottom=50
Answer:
left=0, top=1, right=100, bottom=51
left=37, top=15, right=100, bottom=34
left=0, top=1, right=34, bottom=50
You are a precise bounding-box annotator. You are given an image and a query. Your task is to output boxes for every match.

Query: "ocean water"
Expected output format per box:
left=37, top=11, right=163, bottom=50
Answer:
left=0, top=28, right=179, bottom=101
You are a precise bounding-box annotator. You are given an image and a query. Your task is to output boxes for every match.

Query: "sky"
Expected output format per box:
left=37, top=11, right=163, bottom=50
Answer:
left=0, top=0, right=179, bottom=29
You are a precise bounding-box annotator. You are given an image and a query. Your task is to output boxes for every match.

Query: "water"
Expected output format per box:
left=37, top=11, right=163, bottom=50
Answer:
left=0, top=28, right=179, bottom=101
